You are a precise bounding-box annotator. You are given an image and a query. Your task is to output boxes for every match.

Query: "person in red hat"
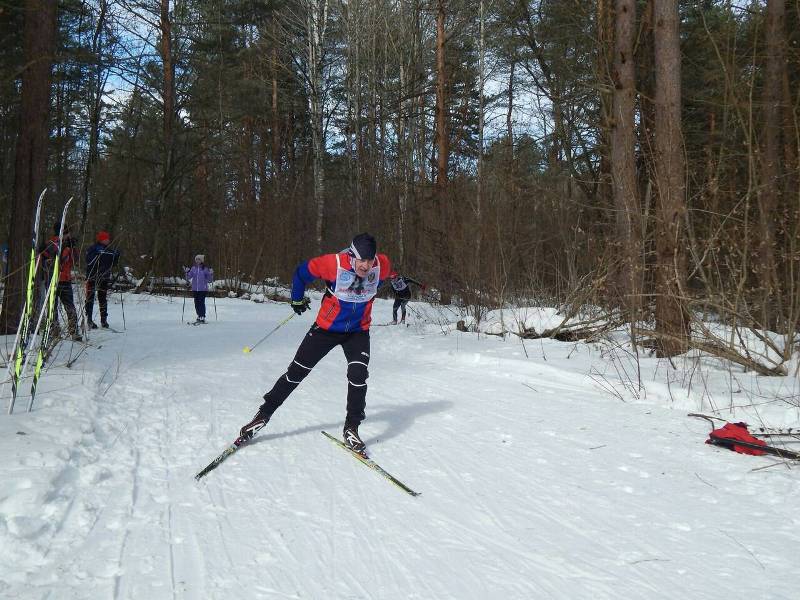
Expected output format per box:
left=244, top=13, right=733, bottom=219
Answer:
left=85, top=230, right=120, bottom=329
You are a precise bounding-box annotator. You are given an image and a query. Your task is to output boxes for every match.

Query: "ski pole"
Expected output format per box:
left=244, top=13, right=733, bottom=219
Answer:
left=120, top=287, right=126, bottom=330
left=213, top=292, right=217, bottom=321
left=181, top=292, right=186, bottom=323
left=243, top=312, right=295, bottom=354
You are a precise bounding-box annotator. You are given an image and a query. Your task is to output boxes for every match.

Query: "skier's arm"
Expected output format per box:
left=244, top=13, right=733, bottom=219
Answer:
left=291, top=254, right=337, bottom=301
left=40, top=241, right=56, bottom=261
left=85, top=245, right=98, bottom=274
left=405, top=276, right=423, bottom=288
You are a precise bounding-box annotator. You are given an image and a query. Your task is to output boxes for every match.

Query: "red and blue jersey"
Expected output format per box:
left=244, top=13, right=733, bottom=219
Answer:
left=292, top=252, right=392, bottom=332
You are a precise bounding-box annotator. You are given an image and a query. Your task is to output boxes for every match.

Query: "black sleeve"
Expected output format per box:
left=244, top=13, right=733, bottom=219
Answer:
left=406, top=277, right=422, bottom=287
left=40, top=241, right=56, bottom=260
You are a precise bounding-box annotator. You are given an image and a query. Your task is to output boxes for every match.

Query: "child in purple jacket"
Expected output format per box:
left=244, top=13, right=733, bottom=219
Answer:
left=184, top=255, right=214, bottom=323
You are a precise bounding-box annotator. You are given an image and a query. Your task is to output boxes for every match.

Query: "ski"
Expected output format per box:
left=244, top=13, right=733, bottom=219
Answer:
left=194, top=436, right=249, bottom=481
left=6, top=189, right=46, bottom=414
left=321, top=431, right=420, bottom=497
left=708, top=436, right=800, bottom=460
left=27, top=197, right=73, bottom=413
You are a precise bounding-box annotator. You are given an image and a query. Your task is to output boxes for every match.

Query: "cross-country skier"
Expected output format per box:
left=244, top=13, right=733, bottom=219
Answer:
left=388, top=272, right=424, bottom=324
left=85, top=230, right=120, bottom=329
left=184, top=255, right=213, bottom=324
left=238, top=233, right=392, bottom=455
left=40, top=222, right=81, bottom=341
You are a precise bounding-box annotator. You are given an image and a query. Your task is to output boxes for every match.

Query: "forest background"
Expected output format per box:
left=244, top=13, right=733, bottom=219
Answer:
left=1, top=0, right=798, bottom=369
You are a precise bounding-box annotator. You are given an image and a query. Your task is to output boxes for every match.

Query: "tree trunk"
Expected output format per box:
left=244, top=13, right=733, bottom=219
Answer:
left=79, top=0, right=109, bottom=241
left=307, top=0, right=329, bottom=251
left=610, top=0, right=643, bottom=318
left=146, top=0, right=176, bottom=276
left=476, top=0, right=485, bottom=273
left=271, top=22, right=281, bottom=176
left=652, top=0, right=689, bottom=356
left=1, top=0, right=57, bottom=334
left=757, top=0, right=785, bottom=319
left=398, top=60, right=408, bottom=265
left=435, top=0, right=448, bottom=189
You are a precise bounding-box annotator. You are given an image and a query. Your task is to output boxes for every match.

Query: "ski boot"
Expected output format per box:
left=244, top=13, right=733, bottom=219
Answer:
left=238, top=411, right=269, bottom=445
left=343, top=423, right=367, bottom=456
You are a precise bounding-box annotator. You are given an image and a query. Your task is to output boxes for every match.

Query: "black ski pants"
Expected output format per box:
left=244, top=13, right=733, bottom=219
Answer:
left=259, top=324, right=370, bottom=426
left=55, top=281, right=78, bottom=335
left=392, top=298, right=409, bottom=322
left=193, top=291, right=207, bottom=319
left=85, top=278, right=110, bottom=323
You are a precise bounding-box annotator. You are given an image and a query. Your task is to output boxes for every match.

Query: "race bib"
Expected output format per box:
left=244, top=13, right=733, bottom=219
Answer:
left=391, top=277, right=408, bottom=292
left=333, top=254, right=380, bottom=303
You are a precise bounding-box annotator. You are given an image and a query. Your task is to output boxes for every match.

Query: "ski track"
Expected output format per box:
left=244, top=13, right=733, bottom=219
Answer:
left=1, top=297, right=799, bottom=599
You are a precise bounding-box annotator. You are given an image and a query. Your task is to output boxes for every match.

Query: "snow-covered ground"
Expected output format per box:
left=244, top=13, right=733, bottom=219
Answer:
left=1, top=292, right=798, bottom=599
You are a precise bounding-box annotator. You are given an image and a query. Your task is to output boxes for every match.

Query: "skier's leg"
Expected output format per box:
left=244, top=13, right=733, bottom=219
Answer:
left=400, top=300, right=408, bottom=322
left=98, top=279, right=109, bottom=324
left=258, top=325, right=339, bottom=417
left=392, top=298, right=401, bottom=323
left=85, top=280, right=96, bottom=323
left=342, top=330, right=370, bottom=427
left=60, top=283, right=78, bottom=337
left=193, top=291, right=204, bottom=319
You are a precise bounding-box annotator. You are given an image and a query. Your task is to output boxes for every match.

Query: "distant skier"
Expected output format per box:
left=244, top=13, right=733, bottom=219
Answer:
left=388, top=272, right=424, bottom=324
left=40, top=222, right=81, bottom=341
left=85, top=230, right=120, bottom=329
left=239, top=233, right=392, bottom=455
left=184, top=255, right=213, bottom=324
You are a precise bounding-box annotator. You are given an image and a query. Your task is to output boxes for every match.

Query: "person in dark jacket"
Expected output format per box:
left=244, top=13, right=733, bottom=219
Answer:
left=40, top=222, right=80, bottom=340
left=388, top=272, right=424, bottom=324
left=85, top=230, right=121, bottom=329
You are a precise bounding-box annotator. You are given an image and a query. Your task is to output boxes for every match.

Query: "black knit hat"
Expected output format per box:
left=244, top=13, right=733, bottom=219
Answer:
left=348, top=233, right=377, bottom=260
left=53, top=221, right=69, bottom=235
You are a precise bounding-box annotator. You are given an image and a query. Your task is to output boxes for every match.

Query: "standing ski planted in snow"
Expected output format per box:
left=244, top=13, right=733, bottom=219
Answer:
left=27, top=197, right=76, bottom=413
left=6, top=188, right=46, bottom=414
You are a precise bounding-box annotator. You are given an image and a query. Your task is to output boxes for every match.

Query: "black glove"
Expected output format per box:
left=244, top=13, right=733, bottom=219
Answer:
left=291, top=297, right=311, bottom=315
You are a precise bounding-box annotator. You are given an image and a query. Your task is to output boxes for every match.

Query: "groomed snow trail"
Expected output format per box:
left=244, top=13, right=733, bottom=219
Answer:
left=1, top=294, right=798, bottom=599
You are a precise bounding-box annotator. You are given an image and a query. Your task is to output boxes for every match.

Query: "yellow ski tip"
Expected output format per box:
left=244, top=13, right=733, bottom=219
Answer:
left=243, top=347, right=251, bottom=354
